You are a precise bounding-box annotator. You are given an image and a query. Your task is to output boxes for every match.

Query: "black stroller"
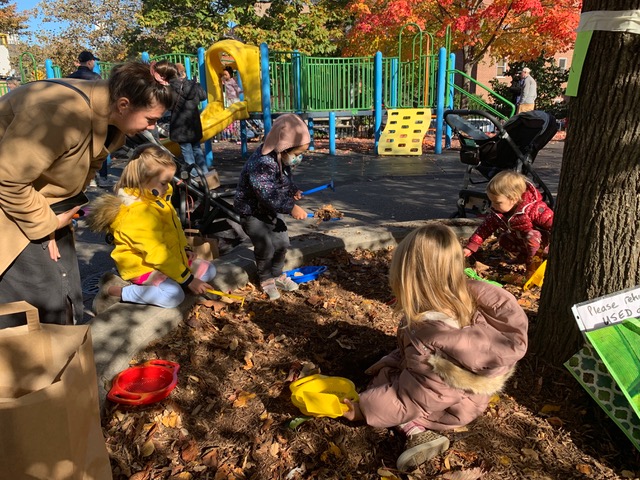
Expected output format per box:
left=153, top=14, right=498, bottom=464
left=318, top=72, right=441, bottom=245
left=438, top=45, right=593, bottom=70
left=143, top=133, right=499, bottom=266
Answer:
left=443, top=109, right=557, bottom=218
left=118, top=130, right=246, bottom=255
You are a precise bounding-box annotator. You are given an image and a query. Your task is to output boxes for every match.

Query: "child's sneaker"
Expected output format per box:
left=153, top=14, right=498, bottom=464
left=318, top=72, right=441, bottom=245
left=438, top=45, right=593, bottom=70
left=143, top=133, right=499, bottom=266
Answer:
left=261, top=279, right=280, bottom=301
left=92, top=272, right=129, bottom=314
left=396, top=430, right=450, bottom=471
left=275, top=273, right=299, bottom=292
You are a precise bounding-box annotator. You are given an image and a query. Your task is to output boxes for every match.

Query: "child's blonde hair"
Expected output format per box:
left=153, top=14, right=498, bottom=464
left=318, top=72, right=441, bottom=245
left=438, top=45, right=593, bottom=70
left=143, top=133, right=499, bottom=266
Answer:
left=114, top=144, right=176, bottom=194
left=389, top=224, right=476, bottom=327
left=486, top=171, right=527, bottom=202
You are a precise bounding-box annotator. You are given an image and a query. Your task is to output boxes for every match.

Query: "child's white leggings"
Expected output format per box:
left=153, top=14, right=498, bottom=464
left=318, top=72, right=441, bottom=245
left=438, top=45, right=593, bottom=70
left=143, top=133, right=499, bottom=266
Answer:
left=121, top=259, right=216, bottom=309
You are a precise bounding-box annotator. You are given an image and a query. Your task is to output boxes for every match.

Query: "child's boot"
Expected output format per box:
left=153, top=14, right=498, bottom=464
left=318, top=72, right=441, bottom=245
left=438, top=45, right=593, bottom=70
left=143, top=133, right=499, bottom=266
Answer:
left=396, top=430, right=450, bottom=471
left=92, top=272, right=128, bottom=314
left=275, top=273, right=299, bottom=292
left=261, top=279, right=280, bottom=301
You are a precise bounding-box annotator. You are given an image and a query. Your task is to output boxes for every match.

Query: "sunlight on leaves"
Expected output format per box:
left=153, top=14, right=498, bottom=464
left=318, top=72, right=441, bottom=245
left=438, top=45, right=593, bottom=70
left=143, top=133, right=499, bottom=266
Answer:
left=140, top=439, right=155, bottom=457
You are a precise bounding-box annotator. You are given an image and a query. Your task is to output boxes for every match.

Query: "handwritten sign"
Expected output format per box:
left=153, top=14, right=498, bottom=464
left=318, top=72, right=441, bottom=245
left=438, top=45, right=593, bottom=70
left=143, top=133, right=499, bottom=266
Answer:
left=572, top=285, right=640, bottom=331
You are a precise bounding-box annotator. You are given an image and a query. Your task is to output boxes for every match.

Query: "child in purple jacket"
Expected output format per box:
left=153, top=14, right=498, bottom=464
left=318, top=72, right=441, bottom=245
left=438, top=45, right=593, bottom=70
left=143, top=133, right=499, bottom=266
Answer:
left=233, top=114, right=310, bottom=300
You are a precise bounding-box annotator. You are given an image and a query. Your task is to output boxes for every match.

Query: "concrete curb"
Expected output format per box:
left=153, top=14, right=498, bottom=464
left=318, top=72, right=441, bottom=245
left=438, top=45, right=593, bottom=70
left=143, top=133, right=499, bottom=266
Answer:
left=92, top=218, right=481, bottom=408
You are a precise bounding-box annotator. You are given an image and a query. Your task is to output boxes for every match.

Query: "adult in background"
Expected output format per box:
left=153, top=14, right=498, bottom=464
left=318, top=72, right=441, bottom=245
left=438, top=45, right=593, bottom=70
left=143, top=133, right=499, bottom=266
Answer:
left=6, top=76, right=20, bottom=92
left=0, top=61, right=178, bottom=328
left=517, top=67, right=537, bottom=114
left=169, top=62, right=209, bottom=173
left=67, top=50, right=101, bottom=80
left=67, top=50, right=116, bottom=189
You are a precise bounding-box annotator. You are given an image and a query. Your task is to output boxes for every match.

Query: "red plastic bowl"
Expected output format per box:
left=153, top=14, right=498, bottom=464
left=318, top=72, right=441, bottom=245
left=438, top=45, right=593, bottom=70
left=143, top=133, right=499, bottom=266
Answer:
left=107, top=359, right=180, bottom=406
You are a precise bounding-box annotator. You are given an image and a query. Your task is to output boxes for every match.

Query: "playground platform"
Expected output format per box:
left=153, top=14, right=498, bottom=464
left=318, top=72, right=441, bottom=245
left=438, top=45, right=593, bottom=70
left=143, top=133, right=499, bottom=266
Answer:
left=75, top=138, right=565, bottom=405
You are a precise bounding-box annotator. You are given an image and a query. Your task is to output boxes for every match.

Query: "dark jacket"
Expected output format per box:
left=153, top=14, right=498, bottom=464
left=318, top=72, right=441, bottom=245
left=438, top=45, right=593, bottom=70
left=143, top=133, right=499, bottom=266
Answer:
left=67, top=66, right=101, bottom=80
left=466, top=181, right=554, bottom=256
left=233, top=145, right=298, bottom=218
left=169, top=77, right=206, bottom=144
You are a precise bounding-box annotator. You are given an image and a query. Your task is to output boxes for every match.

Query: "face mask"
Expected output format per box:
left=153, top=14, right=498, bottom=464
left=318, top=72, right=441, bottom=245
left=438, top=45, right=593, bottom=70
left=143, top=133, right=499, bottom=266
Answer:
left=283, top=153, right=303, bottom=167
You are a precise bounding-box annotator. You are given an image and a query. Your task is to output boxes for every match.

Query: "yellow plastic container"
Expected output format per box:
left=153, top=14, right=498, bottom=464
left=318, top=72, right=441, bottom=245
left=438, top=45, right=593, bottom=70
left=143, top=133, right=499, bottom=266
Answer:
left=523, top=260, right=547, bottom=290
left=289, top=374, right=359, bottom=418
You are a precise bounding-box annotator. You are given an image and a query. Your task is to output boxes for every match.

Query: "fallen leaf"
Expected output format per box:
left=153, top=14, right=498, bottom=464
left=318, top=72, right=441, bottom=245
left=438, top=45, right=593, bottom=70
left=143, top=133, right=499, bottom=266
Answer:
left=540, top=404, right=561, bottom=414
left=288, top=417, right=312, bottom=429
left=201, top=448, right=218, bottom=468
left=320, top=442, right=342, bottom=462
left=576, top=464, right=592, bottom=475
left=141, top=439, right=155, bottom=458
left=546, top=416, right=563, bottom=428
left=170, top=473, right=192, bottom=480
left=233, top=391, right=256, bottom=408
left=229, top=337, right=239, bottom=351
left=521, top=448, right=539, bottom=461
left=269, top=442, right=280, bottom=457
left=180, top=440, right=199, bottom=463
left=243, top=351, right=254, bottom=370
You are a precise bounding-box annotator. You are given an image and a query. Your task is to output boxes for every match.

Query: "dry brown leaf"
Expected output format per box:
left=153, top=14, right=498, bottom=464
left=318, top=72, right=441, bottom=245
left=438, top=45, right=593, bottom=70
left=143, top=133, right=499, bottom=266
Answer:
left=243, top=351, right=254, bottom=370
left=170, top=473, right=192, bottom=480
left=180, top=440, right=199, bottom=463
left=576, top=464, right=592, bottom=475
left=233, top=391, right=256, bottom=408
left=320, top=442, right=342, bottom=462
left=441, top=468, right=485, bottom=480
left=269, top=442, right=280, bottom=457
left=546, top=416, right=563, bottom=428
left=307, top=295, right=323, bottom=306
left=201, top=448, right=219, bottom=468
left=540, top=404, right=561, bottom=414
left=521, top=448, right=539, bottom=461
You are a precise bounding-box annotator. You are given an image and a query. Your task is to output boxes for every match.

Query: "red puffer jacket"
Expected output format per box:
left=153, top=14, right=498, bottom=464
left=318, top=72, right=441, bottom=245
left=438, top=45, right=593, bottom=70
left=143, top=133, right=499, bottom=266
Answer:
left=465, top=182, right=553, bottom=253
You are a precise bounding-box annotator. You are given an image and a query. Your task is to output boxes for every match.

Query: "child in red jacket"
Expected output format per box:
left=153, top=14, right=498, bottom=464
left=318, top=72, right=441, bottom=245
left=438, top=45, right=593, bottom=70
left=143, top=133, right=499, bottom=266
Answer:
left=463, top=171, right=554, bottom=273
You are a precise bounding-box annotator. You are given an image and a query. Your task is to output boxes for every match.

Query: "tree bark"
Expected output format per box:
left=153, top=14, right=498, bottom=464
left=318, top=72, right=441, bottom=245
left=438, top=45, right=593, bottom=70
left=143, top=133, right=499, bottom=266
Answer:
left=532, top=0, right=640, bottom=364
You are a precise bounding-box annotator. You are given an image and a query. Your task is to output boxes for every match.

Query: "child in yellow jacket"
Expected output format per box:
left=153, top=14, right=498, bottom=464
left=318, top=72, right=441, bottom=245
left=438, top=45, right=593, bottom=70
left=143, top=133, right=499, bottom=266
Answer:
left=88, top=144, right=216, bottom=313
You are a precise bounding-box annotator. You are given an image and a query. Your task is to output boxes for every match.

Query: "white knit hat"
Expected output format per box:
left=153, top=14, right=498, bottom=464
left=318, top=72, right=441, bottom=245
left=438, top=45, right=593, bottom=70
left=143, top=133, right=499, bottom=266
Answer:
left=262, top=114, right=310, bottom=155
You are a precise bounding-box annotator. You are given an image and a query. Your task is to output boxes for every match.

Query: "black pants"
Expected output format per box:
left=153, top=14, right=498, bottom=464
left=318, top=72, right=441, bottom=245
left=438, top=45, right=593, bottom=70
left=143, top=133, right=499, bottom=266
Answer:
left=241, top=214, right=290, bottom=284
left=0, top=227, right=83, bottom=328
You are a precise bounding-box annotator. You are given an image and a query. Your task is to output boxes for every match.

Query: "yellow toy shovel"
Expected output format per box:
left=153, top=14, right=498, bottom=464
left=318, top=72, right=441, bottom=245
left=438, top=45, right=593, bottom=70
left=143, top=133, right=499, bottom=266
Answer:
left=523, top=260, right=546, bottom=291
left=206, top=289, right=246, bottom=307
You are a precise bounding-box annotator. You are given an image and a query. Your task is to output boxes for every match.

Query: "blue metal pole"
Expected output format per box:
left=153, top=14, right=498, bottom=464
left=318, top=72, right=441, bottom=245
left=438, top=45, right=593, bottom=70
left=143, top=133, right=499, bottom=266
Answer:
left=260, top=43, right=272, bottom=136
left=45, top=59, right=54, bottom=79
left=374, top=52, right=383, bottom=154
left=434, top=47, right=447, bottom=155
left=445, top=52, right=455, bottom=148
left=390, top=58, right=398, bottom=108
left=329, top=112, right=336, bottom=155
left=184, top=57, right=192, bottom=80
left=197, top=47, right=213, bottom=167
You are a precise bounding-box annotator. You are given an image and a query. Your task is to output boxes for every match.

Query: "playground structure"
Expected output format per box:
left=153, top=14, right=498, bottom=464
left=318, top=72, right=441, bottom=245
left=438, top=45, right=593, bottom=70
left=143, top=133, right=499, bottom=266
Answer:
left=27, top=24, right=517, bottom=159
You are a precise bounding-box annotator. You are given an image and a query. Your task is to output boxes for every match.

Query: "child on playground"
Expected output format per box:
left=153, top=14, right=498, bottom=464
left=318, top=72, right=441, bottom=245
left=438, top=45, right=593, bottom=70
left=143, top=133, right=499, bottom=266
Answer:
left=233, top=113, right=310, bottom=301
left=341, top=223, right=528, bottom=471
left=463, top=170, right=554, bottom=274
left=88, top=144, right=216, bottom=313
left=221, top=66, right=243, bottom=142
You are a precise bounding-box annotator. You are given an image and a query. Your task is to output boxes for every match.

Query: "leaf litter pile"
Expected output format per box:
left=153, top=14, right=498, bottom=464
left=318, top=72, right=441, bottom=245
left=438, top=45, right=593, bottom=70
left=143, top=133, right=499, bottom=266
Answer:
left=103, top=239, right=640, bottom=480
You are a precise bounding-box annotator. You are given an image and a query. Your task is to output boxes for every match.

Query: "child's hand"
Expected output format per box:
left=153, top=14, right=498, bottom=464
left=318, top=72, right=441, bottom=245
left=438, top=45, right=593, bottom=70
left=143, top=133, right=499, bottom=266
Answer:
left=342, top=398, right=364, bottom=422
left=188, top=278, right=213, bottom=295
left=186, top=250, right=197, bottom=262
left=463, top=247, right=473, bottom=257
left=291, top=204, right=307, bottom=220
left=293, top=190, right=303, bottom=200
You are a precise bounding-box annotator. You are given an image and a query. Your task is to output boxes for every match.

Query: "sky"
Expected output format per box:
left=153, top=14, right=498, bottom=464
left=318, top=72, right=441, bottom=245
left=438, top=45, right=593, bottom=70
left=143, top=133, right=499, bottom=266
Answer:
left=17, top=0, right=68, bottom=38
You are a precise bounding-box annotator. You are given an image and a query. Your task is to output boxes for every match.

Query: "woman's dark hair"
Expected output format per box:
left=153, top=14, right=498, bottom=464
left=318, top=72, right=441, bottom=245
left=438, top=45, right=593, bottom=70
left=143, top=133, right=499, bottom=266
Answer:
left=109, top=61, right=177, bottom=110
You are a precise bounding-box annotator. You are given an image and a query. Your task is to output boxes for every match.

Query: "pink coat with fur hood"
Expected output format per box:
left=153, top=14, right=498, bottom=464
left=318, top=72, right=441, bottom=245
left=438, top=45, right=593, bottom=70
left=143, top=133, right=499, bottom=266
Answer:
left=358, top=280, right=528, bottom=431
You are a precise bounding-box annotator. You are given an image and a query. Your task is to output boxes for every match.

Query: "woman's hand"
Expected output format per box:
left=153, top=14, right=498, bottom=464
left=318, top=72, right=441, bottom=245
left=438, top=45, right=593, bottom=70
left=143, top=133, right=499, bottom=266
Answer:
left=56, top=206, right=81, bottom=230
left=463, top=247, right=473, bottom=257
left=188, top=277, right=213, bottom=295
left=293, top=190, right=303, bottom=201
left=291, top=204, right=307, bottom=220
left=342, top=398, right=364, bottom=422
left=47, top=233, right=60, bottom=262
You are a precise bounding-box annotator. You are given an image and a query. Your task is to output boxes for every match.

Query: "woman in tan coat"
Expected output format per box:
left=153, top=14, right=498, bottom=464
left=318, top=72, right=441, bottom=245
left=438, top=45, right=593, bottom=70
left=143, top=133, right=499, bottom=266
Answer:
left=0, top=61, right=177, bottom=328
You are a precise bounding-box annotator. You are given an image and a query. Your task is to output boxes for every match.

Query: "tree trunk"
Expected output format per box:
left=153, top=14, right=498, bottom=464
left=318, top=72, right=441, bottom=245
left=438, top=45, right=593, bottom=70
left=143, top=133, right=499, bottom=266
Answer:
left=531, top=0, right=640, bottom=365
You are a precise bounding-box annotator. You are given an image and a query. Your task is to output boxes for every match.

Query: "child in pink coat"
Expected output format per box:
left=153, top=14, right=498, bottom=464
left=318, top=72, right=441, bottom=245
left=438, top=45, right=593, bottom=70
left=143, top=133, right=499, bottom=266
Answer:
left=342, top=224, right=528, bottom=472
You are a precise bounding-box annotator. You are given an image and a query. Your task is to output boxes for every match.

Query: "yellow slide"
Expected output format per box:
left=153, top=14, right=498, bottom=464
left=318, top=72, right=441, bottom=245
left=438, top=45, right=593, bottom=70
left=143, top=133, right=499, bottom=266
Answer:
left=164, top=39, right=262, bottom=156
